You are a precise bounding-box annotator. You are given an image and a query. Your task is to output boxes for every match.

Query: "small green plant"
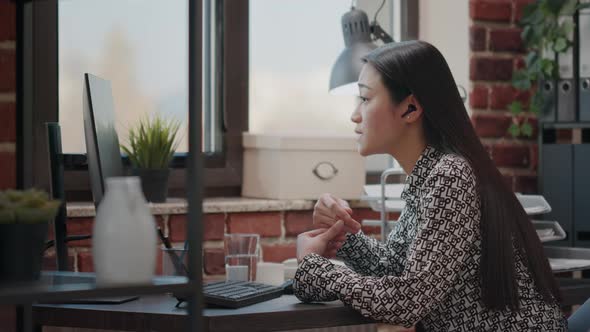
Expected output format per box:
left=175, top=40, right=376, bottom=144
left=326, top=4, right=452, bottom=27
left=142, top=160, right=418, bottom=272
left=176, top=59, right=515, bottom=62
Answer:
left=121, top=114, right=181, bottom=170
left=509, top=0, right=590, bottom=137
left=0, top=189, right=61, bottom=224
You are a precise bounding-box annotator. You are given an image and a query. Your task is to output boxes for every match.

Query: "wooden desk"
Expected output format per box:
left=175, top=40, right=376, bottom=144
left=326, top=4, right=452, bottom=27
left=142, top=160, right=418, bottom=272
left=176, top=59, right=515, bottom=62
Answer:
left=33, top=278, right=590, bottom=331
left=34, top=294, right=374, bottom=332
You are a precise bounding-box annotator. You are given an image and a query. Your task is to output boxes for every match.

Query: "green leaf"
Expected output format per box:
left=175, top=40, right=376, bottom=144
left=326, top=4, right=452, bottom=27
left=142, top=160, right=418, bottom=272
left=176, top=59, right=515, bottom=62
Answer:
left=509, top=123, right=521, bottom=138
left=521, top=121, right=534, bottom=137
left=560, top=18, right=575, bottom=37
left=541, top=58, right=555, bottom=78
left=545, top=0, right=564, bottom=15
left=520, top=2, right=540, bottom=24
left=559, top=0, right=579, bottom=15
left=512, top=70, right=532, bottom=90
left=525, top=51, right=539, bottom=67
left=522, top=25, right=534, bottom=44
left=509, top=101, right=523, bottom=115
left=553, top=37, right=568, bottom=52
left=529, top=103, right=540, bottom=115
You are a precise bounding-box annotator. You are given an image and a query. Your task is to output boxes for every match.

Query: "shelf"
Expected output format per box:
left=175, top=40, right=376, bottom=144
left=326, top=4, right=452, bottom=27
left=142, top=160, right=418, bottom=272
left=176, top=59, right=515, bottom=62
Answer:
left=545, top=246, right=590, bottom=273
left=541, top=122, right=590, bottom=129
left=0, top=271, right=196, bottom=305
left=515, top=194, right=552, bottom=215
left=533, top=220, right=566, bottom=242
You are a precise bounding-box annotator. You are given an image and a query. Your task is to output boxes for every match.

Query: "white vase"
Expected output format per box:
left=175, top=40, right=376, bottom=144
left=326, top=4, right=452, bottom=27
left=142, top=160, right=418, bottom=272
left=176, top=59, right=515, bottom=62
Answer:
left=93, top=176, right=156, bottom=286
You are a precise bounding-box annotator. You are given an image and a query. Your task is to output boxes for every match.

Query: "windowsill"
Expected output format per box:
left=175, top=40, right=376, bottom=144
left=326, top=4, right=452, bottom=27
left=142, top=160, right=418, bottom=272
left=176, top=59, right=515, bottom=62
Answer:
left=66, top=197, right=371, bottom=218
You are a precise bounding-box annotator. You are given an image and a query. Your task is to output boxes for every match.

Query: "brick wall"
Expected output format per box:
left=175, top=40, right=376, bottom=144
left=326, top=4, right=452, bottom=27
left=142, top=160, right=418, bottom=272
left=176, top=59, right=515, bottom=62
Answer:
left=0, top=1, right=16, bottom=191
left=44, top=208, right=397, bottom=279
left=469, top=0, right=538, bottom=193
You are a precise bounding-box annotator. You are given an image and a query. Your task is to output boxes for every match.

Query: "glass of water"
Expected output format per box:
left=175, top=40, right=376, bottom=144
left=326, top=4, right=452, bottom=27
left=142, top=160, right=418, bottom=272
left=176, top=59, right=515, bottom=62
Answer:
left=224, top=233, right=259, bottom=282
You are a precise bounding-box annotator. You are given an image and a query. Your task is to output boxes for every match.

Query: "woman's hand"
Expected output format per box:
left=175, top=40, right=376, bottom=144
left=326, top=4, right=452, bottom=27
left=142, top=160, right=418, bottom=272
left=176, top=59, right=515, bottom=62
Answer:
left=313, top=193, right=361, bottom=233
left=297, top=220, right=345, bottom=263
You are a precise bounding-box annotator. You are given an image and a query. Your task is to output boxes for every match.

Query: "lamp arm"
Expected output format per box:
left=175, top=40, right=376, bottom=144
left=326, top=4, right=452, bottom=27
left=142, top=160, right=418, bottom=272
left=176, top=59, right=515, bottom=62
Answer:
left=370, top=22, right=394, bottom=44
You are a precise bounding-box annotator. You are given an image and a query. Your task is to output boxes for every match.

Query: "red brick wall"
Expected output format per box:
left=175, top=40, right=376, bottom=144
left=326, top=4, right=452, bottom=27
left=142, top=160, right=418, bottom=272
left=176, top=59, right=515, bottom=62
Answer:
left=469, top=0, right=538, bottom=193
left=0, top=1, right=16, bottom=191
left=48, top=208, right=397, bottom=279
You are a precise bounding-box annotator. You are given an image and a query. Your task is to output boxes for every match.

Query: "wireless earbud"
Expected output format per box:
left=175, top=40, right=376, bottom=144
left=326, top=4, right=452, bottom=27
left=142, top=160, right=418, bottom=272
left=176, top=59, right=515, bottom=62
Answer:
left=401, top=104, right=417, bottom=118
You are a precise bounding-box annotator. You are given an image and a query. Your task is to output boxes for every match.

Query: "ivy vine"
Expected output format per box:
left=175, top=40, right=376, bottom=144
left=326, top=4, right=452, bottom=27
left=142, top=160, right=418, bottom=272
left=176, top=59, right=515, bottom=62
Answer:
left=509, top=0, right=590, bottom=137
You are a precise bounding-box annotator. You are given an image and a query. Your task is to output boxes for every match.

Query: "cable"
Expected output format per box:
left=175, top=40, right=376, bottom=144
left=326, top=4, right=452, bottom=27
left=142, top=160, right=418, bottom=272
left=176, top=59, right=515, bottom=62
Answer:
left=374, top=0, right=387, bottom=23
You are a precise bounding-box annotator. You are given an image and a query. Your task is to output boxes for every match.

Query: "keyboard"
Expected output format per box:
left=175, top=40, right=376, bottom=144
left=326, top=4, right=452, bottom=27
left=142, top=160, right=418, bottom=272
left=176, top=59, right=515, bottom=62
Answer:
left=203, top=280, right=284, bottom=308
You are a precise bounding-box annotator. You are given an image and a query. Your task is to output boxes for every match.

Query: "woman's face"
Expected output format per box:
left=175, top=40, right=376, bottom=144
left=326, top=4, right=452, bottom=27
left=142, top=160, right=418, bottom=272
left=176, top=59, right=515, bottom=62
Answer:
left=351, top=63, right=409, bottom=156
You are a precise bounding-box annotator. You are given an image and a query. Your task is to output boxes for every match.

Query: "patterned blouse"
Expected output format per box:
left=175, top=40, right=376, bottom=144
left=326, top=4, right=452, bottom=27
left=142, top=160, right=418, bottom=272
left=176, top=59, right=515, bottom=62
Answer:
left=293, top=146, right=566, bottom=331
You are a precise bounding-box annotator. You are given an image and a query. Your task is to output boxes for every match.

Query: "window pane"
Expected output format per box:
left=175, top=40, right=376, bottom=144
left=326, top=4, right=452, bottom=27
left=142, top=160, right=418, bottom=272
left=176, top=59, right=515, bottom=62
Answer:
left=58, top=0, right=196, bottom=153
left=249, top=0, right=357, bottom=135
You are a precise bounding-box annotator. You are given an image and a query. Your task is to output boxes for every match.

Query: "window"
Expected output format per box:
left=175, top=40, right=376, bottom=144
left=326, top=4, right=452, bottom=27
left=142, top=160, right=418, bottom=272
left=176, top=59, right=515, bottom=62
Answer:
left=58, top=0, right=191, bottom=154
left=249, top=0, right=357, bottom=135
left=249, top=0, right=414, bottom=181
left=21, top=0, right=247, bottom=198
left=21, top=0, right=416, bottom=196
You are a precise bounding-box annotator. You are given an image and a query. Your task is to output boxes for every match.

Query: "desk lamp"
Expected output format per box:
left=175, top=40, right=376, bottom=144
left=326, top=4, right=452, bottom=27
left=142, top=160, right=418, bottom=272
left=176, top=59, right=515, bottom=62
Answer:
left=330, top=1, right=394, bottom=95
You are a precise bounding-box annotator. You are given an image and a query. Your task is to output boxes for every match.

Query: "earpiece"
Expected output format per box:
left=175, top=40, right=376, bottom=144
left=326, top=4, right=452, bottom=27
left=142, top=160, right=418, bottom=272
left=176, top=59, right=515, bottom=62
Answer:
left=401, top=104, right=417, bottom=118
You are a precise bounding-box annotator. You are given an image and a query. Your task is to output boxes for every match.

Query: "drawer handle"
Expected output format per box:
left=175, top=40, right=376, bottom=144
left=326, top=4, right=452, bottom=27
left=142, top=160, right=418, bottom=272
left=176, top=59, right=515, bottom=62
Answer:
left=312, top=161, right=339, bottom=181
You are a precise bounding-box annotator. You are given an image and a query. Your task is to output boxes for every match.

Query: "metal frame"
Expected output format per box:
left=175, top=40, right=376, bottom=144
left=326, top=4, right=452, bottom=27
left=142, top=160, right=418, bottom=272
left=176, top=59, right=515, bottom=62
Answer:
left=187, top=0, right=205, bottom=330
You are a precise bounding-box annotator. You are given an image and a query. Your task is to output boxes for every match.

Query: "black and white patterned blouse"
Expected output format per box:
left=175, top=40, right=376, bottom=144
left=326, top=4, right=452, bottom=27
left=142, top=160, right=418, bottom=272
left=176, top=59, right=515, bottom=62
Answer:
left=294, top=146, right=566, bottom=331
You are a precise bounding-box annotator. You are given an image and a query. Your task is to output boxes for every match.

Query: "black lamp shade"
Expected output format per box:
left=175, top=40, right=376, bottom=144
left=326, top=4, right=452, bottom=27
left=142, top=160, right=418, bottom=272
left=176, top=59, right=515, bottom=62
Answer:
left=330, top=7, right=378, bottom=95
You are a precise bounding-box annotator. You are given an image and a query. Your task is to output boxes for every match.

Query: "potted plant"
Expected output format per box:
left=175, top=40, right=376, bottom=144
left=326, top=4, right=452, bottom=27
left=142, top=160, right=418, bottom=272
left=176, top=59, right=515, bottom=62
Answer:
left=121, top=114, right=181, bottom=203
left=508, top=0, right=590, bottom=137
left=0, top=189, right=60, bottom=282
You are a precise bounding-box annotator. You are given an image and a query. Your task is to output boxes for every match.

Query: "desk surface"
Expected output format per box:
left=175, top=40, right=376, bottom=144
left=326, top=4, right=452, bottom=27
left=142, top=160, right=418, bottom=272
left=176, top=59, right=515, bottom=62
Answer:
left=34, top=294, right=374, bottom=332
left=33, top=278, right=590, bottom=332
left=0, top=271, right=193, bottom=305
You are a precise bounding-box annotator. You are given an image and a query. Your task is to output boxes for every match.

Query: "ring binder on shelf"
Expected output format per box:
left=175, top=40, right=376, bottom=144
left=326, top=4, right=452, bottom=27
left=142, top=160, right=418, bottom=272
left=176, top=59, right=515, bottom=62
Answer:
left=579, top=6, right=590, bottom=121
left=557, top=15, right=576, bottom=122
left=540, top=48, right=557, bottom=122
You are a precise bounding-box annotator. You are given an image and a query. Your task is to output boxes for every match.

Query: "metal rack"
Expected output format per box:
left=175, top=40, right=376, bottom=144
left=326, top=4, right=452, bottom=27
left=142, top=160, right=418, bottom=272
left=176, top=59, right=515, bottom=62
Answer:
left=360, top=170, right=567, bottom=244
left=360, top=167, right=405, bottom=242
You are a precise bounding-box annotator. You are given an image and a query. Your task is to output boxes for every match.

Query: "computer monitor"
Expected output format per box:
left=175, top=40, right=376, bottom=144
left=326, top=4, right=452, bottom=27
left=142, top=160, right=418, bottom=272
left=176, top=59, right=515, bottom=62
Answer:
left=83, top=73, right=124, bottom=206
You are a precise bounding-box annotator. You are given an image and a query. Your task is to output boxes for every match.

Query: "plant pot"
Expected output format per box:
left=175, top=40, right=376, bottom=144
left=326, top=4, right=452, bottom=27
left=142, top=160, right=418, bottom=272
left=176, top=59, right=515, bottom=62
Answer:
left=134, top=168, right=170, bottom=203
left=0, top=223, right=49, bottom=283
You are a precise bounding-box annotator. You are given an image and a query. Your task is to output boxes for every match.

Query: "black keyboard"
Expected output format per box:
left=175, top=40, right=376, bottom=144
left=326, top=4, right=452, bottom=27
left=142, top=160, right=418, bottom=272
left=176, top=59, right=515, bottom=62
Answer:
left=203, top=280, right=284, bottom=308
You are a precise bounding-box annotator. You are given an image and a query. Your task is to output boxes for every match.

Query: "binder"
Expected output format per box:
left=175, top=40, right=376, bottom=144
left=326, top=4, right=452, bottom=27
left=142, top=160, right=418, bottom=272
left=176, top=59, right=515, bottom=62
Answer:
left=540, top=48, right=557, bottom=122
left=540, top=79, right=557, bottom=122
left=579, top=7, right=590, bottom=121
left=557, top=15, right=576, bottom=122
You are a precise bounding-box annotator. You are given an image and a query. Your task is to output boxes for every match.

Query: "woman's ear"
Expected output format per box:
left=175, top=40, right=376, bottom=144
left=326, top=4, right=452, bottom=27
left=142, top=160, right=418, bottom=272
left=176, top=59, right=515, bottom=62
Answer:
left=402, top=95, right=423, bottom=123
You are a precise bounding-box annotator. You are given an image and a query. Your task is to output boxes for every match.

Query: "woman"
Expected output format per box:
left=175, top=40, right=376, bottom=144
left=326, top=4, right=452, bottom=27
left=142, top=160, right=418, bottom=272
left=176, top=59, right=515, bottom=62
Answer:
left=294, top=41, right=566, bottom=331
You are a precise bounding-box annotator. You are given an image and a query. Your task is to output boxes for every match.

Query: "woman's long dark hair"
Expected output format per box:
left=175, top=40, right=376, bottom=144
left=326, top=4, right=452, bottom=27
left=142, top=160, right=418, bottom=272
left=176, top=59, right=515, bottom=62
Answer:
left=363, top=41, right=560, bottom=310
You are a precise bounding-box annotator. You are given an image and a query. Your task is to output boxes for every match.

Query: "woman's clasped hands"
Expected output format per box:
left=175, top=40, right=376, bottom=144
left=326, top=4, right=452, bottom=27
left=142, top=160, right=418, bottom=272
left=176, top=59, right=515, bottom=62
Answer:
left=296, top=194, right=361, bottom=263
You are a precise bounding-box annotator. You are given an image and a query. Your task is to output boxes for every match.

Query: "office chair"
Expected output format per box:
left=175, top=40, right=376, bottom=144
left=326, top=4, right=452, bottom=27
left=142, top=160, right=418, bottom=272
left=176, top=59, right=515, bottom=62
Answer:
left=45, top=122, right=91, bottom=271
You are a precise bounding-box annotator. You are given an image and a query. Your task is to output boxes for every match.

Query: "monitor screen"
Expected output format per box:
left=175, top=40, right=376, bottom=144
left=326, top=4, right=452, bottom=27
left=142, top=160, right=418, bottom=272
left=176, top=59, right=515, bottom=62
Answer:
left=83, top=73, right=124, bottom=205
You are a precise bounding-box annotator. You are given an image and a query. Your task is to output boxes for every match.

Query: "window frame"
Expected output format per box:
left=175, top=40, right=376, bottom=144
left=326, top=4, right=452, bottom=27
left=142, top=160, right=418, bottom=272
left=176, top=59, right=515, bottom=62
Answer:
left=18, top=0, right=248, bottom=198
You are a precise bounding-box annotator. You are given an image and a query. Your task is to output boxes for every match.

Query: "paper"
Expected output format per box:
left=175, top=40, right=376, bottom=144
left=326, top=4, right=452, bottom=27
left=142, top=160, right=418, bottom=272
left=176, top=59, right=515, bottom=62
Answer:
left=536, top=229, right=555, bottom=237
left=549, top=258, right=590, bottom=272
left=525, top=206, right=549, bottom=215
